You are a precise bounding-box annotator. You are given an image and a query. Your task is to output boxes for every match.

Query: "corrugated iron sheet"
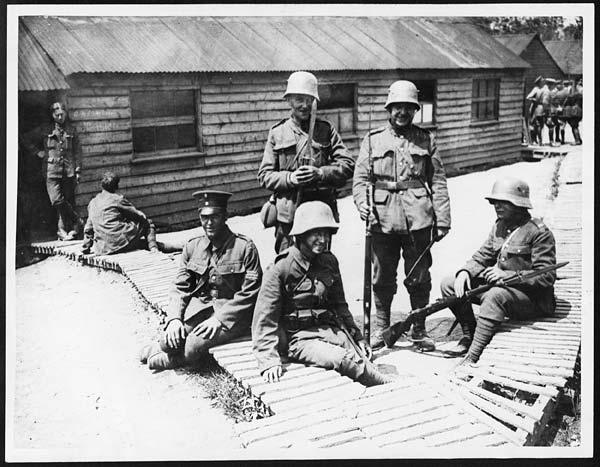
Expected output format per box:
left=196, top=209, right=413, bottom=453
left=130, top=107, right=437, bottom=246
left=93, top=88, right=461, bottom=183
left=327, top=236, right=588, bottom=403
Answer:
left=19, top=20, right=69, bottom=91
left=20, top=16, right=530, bottom=75
left=494, top=34, right=536, bottom=56
left=544, top=40, right=582, bottom=75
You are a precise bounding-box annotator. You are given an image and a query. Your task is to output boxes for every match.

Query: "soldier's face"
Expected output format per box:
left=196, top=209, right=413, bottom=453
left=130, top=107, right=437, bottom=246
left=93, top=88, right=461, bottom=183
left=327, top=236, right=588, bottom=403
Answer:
left=491, top=200, right=522, bottom=222
left=287, top=94, right=314, bottom=122
left=200, top=211, right=228, bottom=240
left=299, top=228, right=332, bottom=256
left=388, top=103, right=417, bottom=129
left=52, top=103, right=67, bottom=124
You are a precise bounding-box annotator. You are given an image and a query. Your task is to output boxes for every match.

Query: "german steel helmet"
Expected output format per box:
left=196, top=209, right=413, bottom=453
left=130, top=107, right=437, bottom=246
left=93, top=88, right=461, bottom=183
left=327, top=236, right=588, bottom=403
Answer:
left=289, top=201, right=339, bottom=236
left=485, top=177, right=533, bottom=209
left=283, top=71, right=320, bottom=101
left=385, top=80, right=420, bottom=110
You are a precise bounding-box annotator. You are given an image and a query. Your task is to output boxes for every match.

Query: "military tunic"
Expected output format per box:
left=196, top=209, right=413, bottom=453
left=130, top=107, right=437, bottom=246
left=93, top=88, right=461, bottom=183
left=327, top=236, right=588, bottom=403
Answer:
left=148, top=227, right=262, bottom=368
left=252, top=245, right=366, bottom=379
left=82, top=190, right=152, bottom=255
left=352, top=123, right=451, bottom=330
left=258, top=117, right=354, bottom=252
left=441, top=215, right=557, bottom=322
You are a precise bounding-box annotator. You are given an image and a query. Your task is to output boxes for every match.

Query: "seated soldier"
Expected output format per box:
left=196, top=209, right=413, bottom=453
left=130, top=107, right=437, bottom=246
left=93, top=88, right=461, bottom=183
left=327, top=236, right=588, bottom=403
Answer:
left=140, top=190, right=262, bottom=371
left=439, top=177, right=557, bottom=363
left=82, top=171, right=175, bottom=255
left=252, top=201, right=395, bottom=386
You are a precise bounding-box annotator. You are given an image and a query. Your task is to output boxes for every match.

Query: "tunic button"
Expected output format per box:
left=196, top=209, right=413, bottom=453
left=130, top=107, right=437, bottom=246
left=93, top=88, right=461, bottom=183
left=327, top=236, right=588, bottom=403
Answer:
left=501, top=258, right=506, bottom=262
left=410, top=164, right=414, bottom=168
left=211, top=275, right=216, bottom=281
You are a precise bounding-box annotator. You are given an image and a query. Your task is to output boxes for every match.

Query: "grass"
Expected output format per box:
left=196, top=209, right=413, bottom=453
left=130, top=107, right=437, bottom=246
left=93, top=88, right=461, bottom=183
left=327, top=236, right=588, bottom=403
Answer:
left=186, top=357, right=272, bottom=424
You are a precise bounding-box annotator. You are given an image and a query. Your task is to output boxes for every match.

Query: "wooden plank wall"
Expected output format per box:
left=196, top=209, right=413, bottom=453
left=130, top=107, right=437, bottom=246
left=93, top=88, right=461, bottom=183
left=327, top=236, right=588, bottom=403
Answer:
left=67, top=69, right=524, bottom=228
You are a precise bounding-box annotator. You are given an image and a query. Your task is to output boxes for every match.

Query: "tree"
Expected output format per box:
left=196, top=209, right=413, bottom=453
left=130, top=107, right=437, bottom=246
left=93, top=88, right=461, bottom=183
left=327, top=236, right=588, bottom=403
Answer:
left=562, top=17, right=583, bottom=40
left=471, top=16, right=569, bottom=41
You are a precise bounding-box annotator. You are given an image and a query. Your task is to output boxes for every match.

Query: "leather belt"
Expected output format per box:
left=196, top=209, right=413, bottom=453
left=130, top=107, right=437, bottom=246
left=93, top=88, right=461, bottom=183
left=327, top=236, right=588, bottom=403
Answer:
left=283, top=309, right=335, bottom=332
left=375, top=179, right=423, bottom=192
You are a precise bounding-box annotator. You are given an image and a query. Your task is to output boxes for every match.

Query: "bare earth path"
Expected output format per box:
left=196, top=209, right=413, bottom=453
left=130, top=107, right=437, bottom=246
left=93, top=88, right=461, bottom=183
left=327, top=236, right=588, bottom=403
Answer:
left=11, top=257, right=242, bottom=461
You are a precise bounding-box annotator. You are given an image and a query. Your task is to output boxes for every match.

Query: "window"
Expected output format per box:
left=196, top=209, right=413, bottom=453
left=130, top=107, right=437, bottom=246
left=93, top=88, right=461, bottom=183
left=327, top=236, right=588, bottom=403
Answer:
left=318, top=83, right=356, bottom=134
left=130, top=89, right=199, bottom=157
left=471, top=79, right=500, bottom=121
left=412, top=80, right=436, bottom=125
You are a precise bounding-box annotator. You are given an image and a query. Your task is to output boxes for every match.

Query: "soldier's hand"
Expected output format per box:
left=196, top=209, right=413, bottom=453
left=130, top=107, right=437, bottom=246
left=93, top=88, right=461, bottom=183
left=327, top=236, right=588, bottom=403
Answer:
left=263, top=365, right=283, bottom=383
left=291, top=165, right=322, bottom=185
left=191, top=316, right=222, bottom=340
left=482, top=266, right=510, bottom=284
left=358, top=339, right=373, bottom=361
left=165, top=319, right=186, bottom=350
left=454, top=271, right=471, bottom=298
left=435, top=227, right=450, bottom=241
left=358, top=204, right=369, bottom=221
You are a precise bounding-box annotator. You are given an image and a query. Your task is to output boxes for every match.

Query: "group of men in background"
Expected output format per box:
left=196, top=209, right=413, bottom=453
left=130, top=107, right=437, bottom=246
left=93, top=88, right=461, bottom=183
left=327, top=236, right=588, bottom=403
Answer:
left=526, top=75, right=583, bottom=146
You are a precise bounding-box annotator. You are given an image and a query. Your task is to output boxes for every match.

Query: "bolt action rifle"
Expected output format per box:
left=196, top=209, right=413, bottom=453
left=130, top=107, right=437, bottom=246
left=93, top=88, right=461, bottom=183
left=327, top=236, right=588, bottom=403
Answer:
left=381, top=261, right=569, bottom=348
left=363, top=104, right=378, bottom=343
left=295, top=99, right=318, bottom=207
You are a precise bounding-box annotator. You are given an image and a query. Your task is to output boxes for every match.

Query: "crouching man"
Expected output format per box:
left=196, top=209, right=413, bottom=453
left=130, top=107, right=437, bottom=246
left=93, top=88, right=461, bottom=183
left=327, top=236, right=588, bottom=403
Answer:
left=440, top=177, right=557, bottom=363
left=252, top=201, right=394, bottom=386
left=82, top=171, right=177, bottom=255
left=140, top=190, right=262, bottom=371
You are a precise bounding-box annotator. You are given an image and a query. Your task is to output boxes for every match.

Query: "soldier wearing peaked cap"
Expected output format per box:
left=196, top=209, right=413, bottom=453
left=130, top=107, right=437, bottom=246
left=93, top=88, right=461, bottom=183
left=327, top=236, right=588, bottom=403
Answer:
left=440, top=177, right=557, bottom=363
left=526, top=76, right=549, bottom=145
left=258, top=71, right=355, bottom=253
left=140, top=190, right=262, bottom=371
left=353, top=80, right=451, bottom=352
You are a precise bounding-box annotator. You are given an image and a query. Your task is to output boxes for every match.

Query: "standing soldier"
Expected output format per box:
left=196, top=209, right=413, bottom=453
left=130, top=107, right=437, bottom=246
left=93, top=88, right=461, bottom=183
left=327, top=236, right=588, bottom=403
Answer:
left=525, top=76, right=546, bottom=146
left=544, top=79, right=558, bottom=146
left=551, top=80, right=571, bottom=146
left=252, top=201, right=394, bottom=386
left=139, top=191, right=262, bottom=371
left=353, top=80, right=451, bottom=351
left=566, top=78, right=583, bottom=145
left=41, top=102, right=85, bottom=240
left=258, top=71, right=355, bottom=253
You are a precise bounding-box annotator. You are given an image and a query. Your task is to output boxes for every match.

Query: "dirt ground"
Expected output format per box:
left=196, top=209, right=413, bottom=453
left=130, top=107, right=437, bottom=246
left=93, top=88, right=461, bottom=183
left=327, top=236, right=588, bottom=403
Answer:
left=7, top=153, right=579, bottom=460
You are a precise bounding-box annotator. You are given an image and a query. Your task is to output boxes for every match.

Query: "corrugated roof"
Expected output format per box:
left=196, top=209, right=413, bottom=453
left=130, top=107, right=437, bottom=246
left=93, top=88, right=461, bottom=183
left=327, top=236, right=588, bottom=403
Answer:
left=20, top=16, right=529, bottom=75
left=495, top=33, right=537, bottom=56
left=19, top=20, right=69, bottom=91
left=544, top=40, right=582, bottom=75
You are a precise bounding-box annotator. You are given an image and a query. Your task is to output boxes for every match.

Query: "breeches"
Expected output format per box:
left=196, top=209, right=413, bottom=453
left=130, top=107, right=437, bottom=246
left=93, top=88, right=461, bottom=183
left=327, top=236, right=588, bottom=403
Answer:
left=371, top=228, right=433, bottom=306
left=274, top=222, right=293, bottom=254
left=287, top=325, right=366, bottom=380
left=440, top=275, right=541, bottom=322
left=46, top=176, right=76, bottom=207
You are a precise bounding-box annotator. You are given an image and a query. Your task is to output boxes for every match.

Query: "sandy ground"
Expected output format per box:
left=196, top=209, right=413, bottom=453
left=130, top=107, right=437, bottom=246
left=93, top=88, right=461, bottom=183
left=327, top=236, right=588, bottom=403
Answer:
left=7, top=152, right=567, bottom=461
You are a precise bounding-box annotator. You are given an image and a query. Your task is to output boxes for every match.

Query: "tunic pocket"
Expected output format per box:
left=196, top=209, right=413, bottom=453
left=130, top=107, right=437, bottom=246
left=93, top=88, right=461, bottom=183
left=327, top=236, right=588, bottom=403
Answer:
left=373, top=189, right=389, bottom=204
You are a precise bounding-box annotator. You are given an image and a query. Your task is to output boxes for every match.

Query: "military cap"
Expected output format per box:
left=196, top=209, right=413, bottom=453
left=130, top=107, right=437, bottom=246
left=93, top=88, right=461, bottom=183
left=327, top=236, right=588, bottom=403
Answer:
left=563, top=79, right=571, bottom=85
left=534, top=76, right=544, bottom=84
left=545, top=78, right=556, bottom=84
left=193, top=190, right=232, bottom=215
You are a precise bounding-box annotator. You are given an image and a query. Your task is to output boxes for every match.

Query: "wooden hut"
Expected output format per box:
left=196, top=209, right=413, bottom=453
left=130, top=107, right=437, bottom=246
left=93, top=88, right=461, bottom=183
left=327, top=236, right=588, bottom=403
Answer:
left=544, top=40, right=583, bottom=82
left=19, top=16, right=529, bottom=229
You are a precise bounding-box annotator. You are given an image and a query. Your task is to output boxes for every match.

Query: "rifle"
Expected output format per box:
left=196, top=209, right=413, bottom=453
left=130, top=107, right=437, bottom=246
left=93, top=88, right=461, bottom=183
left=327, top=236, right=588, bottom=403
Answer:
left=363, top=104, right=377, bottom=343
left=295, top=99, right=318, bottom=207
left=381, top=261, right=569, bottom=348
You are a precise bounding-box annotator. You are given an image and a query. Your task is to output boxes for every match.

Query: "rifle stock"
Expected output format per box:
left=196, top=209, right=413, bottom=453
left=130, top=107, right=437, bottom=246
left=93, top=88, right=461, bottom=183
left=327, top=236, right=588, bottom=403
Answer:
left=381, top=261, right=568, bottom=348
left=363, top=105, right=375, bottom=342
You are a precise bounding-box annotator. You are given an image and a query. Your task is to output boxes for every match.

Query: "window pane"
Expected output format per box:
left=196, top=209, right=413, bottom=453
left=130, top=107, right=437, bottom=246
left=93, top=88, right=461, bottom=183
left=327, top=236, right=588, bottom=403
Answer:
left=413, top=80, right=435, bottom=102
left=177, top=124, right=196, bottom=148
left=319, top=83, right=354, bottom=110
left=132, top=127, right=155, bottom=153
left=131, top=92, right=154, bottom=118
left=421, top=102, right=433, bottom=123
left=153, top=91, right=175, bottom=118
left=338, top=109, right=354, bottom=133
left=174, top=90, right=195, bottom=116
left=155, top=125, right=177, bottom=150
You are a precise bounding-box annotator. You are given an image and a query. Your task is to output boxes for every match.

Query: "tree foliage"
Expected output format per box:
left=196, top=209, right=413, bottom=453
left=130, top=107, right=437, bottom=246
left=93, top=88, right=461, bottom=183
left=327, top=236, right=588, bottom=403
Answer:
left=471, top=16, right=582, bottom=41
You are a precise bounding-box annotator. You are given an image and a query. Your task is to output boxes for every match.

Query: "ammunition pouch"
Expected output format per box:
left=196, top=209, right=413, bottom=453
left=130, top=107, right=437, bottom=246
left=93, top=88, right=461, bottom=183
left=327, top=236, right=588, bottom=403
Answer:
left=282, top=308, right=337, bottom=332
left=375, top=179, right=423, bottom=192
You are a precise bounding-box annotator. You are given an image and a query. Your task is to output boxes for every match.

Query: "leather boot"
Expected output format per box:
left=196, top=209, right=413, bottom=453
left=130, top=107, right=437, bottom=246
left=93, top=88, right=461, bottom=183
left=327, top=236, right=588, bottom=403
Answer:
left=560, top=129, right=565, bottom=145
left=372, top=295, right=392, bottom=351
left=409, top=295, right=435, bottom=352
left=444, top=304, right=476, bottom=357
left=147, top=349, right=184, bottom=371
left=357, top=361, right=397, bottom=387
left=572, top=127, right=582, bottom=145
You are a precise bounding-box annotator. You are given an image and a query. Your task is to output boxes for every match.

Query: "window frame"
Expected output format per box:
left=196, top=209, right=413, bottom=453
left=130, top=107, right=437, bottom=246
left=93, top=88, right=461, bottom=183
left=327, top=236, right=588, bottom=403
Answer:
left=412, top=79, right=437, bottom=127
left=471, top=78, right=500, bottom=123
left=129, top=86, right=204, bottom=163
left=317, top=82, right=358, bottom=137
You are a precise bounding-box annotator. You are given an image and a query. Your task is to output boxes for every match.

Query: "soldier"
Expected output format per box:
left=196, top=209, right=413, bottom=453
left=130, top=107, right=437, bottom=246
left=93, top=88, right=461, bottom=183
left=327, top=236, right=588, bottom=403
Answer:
left=544, top=79, right=558, bottom=146
left=81, top=171, right=179, bottom=255
left=252, top=201, right=394, bottom=386
left=566, top=78, right=583, bottom=145
left=41, top=102, right=85, bottom=240
left=551, top=80, right=571, bottom=146
left=140, top=191, right=262, bottom=371
left=440, top=177, right=557, bottom=363
left=353, top=80, right=451, bottom=351
left=258, top=71, right=355, bottom=253
left=526, top=76, right=547, bottom=146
